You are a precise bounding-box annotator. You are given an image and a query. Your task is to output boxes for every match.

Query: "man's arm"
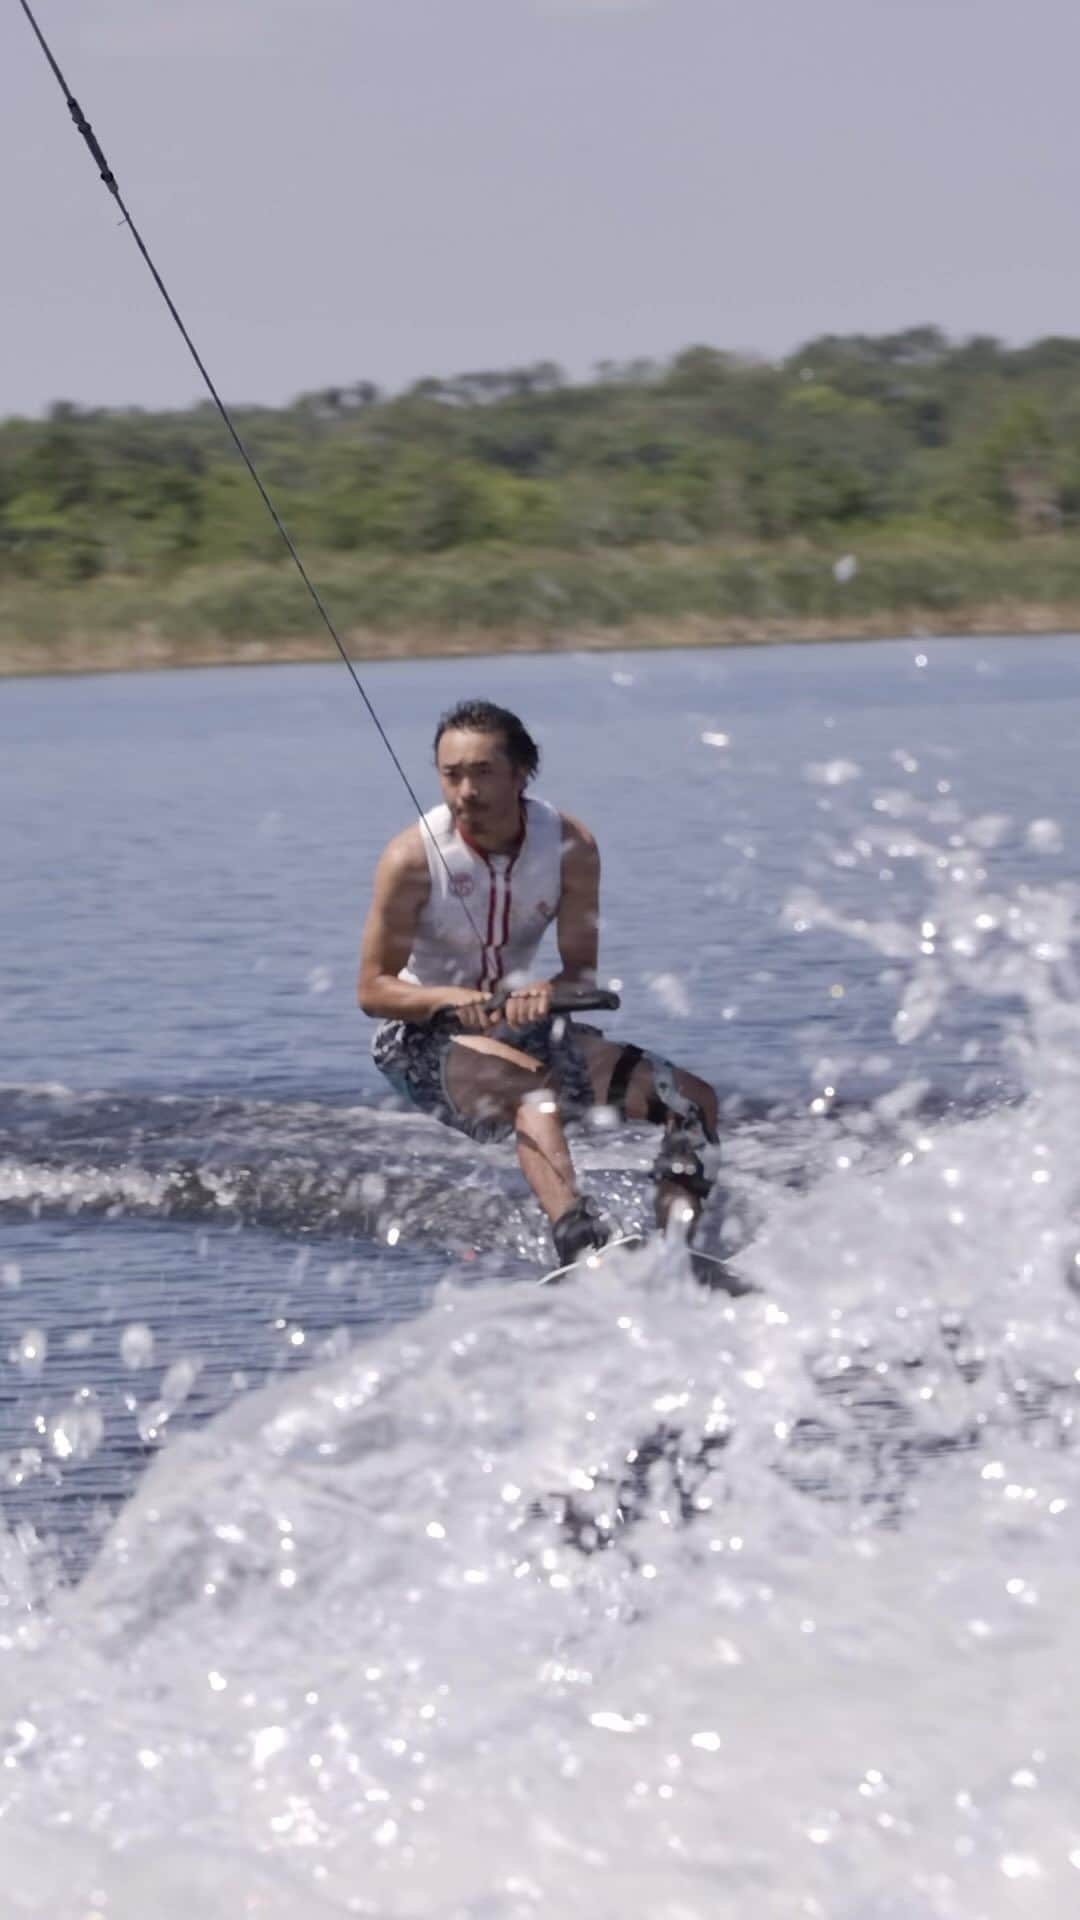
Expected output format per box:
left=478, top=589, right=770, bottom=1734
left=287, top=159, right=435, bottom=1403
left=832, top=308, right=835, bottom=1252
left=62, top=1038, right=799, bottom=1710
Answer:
left=554, top=815, right=600, bottom=984
left=358, top=828, right=488, bottom=1024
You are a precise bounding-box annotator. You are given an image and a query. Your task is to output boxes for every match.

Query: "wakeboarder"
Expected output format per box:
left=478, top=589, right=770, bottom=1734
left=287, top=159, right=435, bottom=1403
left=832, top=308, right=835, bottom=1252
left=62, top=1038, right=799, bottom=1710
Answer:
left=358, top=699, right=719, bottom=1269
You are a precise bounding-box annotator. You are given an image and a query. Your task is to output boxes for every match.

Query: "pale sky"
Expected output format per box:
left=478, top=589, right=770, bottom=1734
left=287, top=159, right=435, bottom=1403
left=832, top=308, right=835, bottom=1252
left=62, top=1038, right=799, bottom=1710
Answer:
left=5, top=0, right=1079, bottom=417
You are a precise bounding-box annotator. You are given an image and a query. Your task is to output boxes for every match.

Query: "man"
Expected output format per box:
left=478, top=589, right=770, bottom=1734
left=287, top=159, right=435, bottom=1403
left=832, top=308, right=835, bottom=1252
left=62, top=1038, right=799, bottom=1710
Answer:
left=357, top=698, right=719, bottom=1269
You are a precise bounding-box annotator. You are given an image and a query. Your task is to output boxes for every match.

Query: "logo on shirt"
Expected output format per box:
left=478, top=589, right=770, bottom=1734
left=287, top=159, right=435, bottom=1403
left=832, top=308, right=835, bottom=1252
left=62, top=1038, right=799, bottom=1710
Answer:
left=449, top=873, right=476, bottom=899
left=535, top=898, right=553, bottom=921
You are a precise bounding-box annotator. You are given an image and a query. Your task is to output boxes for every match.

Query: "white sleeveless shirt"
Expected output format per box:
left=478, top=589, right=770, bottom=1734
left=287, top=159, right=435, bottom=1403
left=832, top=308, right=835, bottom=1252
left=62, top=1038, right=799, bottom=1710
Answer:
left=402, top=796, right=563, bottom=991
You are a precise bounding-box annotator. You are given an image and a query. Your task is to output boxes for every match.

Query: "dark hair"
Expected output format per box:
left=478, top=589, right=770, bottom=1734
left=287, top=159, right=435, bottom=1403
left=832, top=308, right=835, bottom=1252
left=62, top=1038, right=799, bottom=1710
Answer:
left=433, top=700, right=541, bottom=783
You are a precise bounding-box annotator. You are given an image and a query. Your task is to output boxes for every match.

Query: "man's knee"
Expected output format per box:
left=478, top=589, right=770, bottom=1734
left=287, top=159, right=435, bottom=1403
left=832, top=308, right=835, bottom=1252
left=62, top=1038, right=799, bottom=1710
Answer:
left=599, top=1042, right=716, bottom=1138
left=514, top=1075, right=561, bottom=1126
left=476, top=1066, right=552, bottom=1127
left=479, top=1061, right=558, bottom=1128
left=447, top=1041, right=549, bottom=1123
left=650, top=1055, right=718, bottom=1142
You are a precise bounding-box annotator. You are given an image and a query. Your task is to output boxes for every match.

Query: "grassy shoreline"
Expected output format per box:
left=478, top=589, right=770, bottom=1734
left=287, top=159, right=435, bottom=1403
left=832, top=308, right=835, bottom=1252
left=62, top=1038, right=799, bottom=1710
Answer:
left=4, top=540, right=1080, bottom=678
left=5, top=604, right=1080, bottom=680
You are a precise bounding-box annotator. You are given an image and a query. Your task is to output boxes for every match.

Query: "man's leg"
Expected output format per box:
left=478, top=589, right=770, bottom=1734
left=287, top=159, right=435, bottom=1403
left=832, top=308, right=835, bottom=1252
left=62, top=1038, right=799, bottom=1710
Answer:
left=576, top=1035, right=719, bottom=1240
left=444, top=1037, right=606, bottom=1259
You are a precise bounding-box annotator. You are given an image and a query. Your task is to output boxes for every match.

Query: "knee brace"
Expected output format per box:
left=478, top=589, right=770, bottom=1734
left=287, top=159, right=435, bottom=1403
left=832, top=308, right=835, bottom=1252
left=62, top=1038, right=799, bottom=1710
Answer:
left=605, top=1046, right=716, bottom=1205
left=606, top=1045, right=718, bottom=1147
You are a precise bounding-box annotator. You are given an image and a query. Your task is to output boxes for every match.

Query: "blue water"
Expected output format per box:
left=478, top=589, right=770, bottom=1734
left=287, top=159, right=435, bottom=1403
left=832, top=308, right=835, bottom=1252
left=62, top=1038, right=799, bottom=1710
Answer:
left=5, top=636, right=1075, bottom=1100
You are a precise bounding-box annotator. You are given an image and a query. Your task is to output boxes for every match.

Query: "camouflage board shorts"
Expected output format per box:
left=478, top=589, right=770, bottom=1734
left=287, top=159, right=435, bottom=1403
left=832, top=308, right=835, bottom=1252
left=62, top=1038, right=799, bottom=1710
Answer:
left=372, top=1013, right=598, bottom=1145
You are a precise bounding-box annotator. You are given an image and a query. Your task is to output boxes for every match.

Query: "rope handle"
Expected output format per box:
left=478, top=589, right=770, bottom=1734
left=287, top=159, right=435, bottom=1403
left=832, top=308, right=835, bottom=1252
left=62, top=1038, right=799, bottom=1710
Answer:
left=433, top=983, right=620, bottom=1030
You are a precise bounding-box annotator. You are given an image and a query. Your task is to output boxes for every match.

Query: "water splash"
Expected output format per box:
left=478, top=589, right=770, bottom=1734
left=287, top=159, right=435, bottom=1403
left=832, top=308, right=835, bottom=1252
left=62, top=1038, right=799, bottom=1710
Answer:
left=1, top=1211, right=1078, bottom=1916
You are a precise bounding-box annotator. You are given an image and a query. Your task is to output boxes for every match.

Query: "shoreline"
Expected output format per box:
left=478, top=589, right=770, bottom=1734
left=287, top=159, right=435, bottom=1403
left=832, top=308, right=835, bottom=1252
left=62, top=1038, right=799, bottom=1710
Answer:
left=4, top=601, right=1080, bottom=680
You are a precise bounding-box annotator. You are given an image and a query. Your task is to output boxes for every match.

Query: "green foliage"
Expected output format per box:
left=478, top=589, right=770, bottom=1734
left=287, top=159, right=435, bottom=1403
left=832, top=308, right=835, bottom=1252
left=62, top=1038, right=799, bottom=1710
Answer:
left=5, top=332, right=1080, bottom=630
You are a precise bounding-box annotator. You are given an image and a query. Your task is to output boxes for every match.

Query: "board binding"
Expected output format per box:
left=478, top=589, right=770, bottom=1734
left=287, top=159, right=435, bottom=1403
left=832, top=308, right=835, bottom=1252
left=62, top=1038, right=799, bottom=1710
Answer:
left=538, top=1232, right=752, bottom=1296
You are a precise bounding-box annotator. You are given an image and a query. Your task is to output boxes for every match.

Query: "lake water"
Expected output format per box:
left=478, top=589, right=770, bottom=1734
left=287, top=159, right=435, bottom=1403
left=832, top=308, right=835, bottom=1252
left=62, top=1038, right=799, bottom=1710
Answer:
left=3, top=635, right=1080, bottom=1918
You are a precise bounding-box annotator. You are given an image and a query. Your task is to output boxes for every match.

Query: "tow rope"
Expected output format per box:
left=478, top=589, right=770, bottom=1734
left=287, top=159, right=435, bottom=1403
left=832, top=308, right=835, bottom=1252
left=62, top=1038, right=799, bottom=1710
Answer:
left=17, top=0, right=485, bottom=939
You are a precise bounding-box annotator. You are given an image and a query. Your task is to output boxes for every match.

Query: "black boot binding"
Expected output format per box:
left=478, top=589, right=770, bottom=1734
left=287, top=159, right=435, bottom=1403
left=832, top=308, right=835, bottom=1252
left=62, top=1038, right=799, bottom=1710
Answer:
left=551, top=1195, right=610, bottom=1269
left=646, top=1055, right=717, bottom=1242
left=650, top=1109, right=754, bottom=1294
left=652, top=1124, right=713, bottom=1238
left=603, top=1043, right=727, bottom=1269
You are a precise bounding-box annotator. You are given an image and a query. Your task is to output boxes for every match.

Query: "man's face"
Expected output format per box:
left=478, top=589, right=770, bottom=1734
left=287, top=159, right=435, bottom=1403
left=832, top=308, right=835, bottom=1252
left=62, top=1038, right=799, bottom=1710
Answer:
left=436, top=728, right=525, bottom=839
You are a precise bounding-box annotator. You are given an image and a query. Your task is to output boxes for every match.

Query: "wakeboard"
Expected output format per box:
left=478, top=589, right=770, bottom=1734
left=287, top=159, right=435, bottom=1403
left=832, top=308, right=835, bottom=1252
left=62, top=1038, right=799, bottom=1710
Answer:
left=538, top=1232, right=753, bottom=1296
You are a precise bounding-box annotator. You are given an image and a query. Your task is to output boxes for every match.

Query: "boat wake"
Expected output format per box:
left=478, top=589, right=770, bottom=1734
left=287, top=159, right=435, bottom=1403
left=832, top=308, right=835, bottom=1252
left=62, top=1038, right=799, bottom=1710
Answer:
left=0, top=1073, right=963, bottom=1260
left=0, top=1083, right=554, bottom=1253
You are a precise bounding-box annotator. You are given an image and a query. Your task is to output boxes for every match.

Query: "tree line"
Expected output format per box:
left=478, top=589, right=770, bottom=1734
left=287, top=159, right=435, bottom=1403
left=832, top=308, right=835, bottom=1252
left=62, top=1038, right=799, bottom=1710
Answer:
left=3, top=327, right=1079, bottom=585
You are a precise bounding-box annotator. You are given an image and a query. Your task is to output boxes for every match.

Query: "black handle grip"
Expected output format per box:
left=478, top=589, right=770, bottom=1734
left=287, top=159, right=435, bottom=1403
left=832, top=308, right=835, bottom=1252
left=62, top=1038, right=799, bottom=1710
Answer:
left=435, top=982, right=620, bottom=1029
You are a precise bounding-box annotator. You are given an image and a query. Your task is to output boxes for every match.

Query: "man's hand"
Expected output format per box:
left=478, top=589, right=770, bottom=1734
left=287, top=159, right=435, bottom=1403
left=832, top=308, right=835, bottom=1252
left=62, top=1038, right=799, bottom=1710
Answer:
left=436, top=987, right=499, bottom=1034
left=433, top=981, right=556, bottom=1034
left=500, top=980, right=554, bottom=1030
